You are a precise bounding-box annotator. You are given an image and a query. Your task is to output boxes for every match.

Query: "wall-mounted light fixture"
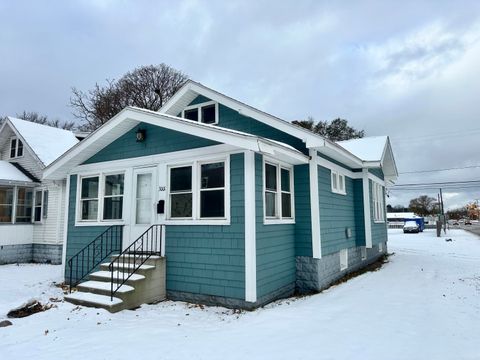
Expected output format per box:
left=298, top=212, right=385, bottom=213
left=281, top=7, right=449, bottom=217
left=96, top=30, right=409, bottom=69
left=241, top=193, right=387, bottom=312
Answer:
left=136, top=128, right=146, bottom=142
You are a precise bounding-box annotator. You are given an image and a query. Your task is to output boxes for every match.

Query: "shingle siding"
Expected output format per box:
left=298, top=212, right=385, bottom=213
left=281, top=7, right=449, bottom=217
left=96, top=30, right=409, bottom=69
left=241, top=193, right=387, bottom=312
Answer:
left=255, top=154, right=296, bottom=299
left=165, top=153, right=246, bottom=300
left=83, top=122, right=219, bottom=164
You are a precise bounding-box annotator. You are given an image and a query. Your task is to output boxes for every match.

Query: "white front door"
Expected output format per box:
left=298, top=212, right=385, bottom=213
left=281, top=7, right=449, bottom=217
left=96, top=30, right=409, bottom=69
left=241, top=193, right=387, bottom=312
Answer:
left=127, top=167, right=157, bottom=248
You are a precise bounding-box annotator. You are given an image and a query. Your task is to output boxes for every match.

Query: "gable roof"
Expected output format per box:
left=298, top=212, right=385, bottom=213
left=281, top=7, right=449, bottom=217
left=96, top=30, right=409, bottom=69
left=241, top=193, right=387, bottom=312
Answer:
left=0, top=160, right=34, bottom=184
left=43, top=107, right=309, bottom=180
left=338, top=136, right=398, bottom=182
left=5, top=117, right=79, bottom=166
left=159, top=80, right=366, bottom=168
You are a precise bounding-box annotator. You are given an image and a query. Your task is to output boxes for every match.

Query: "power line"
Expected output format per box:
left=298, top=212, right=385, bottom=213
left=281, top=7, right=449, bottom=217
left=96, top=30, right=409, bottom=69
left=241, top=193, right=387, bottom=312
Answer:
left=390, top=128, right=480, bottom=143
left=399, top=165, right=480, bottom=174
left=392, top=180, right=480, bottom=187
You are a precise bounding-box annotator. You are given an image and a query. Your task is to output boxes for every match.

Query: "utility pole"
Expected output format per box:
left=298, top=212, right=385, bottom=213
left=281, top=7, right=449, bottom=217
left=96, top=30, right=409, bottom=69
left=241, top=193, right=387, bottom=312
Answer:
left=440, top=188, right=446, bottom=233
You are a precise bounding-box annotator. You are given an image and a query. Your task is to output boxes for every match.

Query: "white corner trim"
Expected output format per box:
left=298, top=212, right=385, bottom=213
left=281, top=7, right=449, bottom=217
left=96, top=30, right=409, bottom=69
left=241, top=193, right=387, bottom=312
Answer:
left=362, top=169, right=372, bottom=248
left=61, top=175, right=71, bottom=276
left=309, top=149, right=321, bottom=259
left=244, top=150, right=257, bottom=302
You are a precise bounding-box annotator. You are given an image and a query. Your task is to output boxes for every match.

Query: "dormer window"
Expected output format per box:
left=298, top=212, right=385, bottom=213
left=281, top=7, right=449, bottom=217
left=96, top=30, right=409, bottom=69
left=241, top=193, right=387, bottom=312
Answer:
left=182, top=101, right=218, bottom=125
left=10, top=137, right=23, bottom=158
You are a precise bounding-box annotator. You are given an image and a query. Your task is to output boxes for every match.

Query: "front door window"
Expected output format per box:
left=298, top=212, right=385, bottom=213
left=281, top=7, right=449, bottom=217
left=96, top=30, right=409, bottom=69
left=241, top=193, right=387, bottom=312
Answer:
left=135, top=173, right=152, bottom=224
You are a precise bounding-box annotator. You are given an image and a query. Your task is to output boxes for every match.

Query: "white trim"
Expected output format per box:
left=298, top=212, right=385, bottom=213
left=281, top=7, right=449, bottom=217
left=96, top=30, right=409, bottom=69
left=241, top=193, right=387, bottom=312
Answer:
left=362, top=169, right=372, bottom=248
left=9, top=136, right=24, bottom=159
left=61, top=175, right=70, bottom=274
left=330, top=170, right=346, bottom=195
left=361, top=246, right=367, bottom=261
left=309, top=149, right=321, bottom=259
left=244, top=150, right=257, bottom=302
left=340, top=248, right=348, bottom=271
left=372, top=181, right=385, bottom=223
left=262, top=157, right=295, bottom=225
left=182, top=100, right=219, bottom=125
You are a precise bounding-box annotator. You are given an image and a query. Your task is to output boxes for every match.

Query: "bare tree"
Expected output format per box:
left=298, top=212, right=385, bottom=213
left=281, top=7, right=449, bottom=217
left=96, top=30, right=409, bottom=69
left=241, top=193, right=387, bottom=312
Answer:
left=292, top=117, right=364, bottom=141
left=4, top=111, right=76, bottom=130
left=408, top=195, right=438, bottom=216
left=70, top=64, right=189, bottom=131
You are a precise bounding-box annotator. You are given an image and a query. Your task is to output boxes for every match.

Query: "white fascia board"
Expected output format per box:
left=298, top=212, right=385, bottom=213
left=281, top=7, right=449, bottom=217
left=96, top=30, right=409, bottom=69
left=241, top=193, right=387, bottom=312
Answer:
left=362, top=168, right=373, bottom=248
left=244, top=150, right=257, bottom=302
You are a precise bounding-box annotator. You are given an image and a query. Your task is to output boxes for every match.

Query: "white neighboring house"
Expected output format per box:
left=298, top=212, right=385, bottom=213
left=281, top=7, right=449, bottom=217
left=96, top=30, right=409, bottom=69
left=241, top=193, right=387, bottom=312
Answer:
left=0, top=117, right=79, bottom=264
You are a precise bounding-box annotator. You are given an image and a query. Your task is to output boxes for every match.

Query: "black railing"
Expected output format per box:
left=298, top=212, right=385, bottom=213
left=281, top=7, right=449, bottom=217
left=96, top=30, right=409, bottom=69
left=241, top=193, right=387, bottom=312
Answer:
left=109, top=224, right=163, bottom=300
left=67, top=225, right=124, bottom=292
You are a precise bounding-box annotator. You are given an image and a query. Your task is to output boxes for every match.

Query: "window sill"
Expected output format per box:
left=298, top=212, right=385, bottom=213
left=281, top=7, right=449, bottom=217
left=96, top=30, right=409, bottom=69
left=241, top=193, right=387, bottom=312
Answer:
left=373, top=220, right=385, bottom=224
left=75, top=220, right=125, bottom=227
left=331, top=190, right=347, bottom=196
left=264, top=218, right=296, bottom=225
left=164, top=219, right=230, bottom=226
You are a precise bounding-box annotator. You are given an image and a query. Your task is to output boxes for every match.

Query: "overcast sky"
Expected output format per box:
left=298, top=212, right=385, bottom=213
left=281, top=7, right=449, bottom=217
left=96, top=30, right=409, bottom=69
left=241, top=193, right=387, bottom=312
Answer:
left=1, top=0, right=480, bottom=210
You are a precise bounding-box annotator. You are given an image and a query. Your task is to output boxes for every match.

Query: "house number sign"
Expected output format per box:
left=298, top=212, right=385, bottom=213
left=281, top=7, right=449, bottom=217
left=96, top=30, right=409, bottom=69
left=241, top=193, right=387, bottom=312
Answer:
left=159, top=186, right=166, bottom=191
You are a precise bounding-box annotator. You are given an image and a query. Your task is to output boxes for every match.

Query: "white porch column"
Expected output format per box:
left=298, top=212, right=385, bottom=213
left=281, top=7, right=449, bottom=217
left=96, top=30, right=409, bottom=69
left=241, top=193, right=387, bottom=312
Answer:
left=309, top=149, right=321, bottom=259
left=244, top=150, right=257, bottom=302
left=362, top=168, right=373, bottom=248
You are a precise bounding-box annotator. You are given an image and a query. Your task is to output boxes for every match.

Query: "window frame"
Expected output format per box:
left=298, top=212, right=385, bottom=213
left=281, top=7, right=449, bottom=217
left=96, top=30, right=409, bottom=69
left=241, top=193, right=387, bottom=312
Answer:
left=76, top=172, right=125, bottom=225
left=9, top=136, right=24, bottom=159
left=33, top=189, right=44, bottom=223
left=166, top=157, right=230, bottom=225
left=263, top=159, right=295, bottom=225
left=181, top=101, right=219, bottom=125
left=372, top=181, right=385, bottom=223
left=0, top=186, right=15, bottom=224
left=331, top=170, right=346, bottom=195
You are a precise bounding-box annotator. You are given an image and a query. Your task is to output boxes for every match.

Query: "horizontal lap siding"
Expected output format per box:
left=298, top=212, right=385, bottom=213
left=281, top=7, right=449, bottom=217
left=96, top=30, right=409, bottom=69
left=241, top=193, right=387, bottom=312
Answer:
left=255, top=154, right=296, bottom=298
left=165, top=153, right=245, bottom=299
left=83, top=122, right=219, bottom=164
left=294, top=164, right=312, bottom=257
left=318, top=166, right=358, bottom=256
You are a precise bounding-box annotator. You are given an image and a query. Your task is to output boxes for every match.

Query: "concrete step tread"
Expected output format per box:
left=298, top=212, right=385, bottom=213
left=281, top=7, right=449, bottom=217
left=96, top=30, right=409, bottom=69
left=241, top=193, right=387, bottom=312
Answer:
left=65, top=292, right=123, bottom=307
left=90, top=271, right=145, bottom=282
left=111, top=254, right=162, bottom=260
left=101, top=262, right=155, bottom=270
left=77, top=280, right=135, bottom=294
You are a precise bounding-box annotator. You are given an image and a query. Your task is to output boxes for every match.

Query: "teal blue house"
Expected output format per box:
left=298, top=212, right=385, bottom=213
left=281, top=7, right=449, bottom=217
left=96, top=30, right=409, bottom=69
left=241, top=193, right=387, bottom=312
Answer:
left=44, top=81, right=397, bottom=310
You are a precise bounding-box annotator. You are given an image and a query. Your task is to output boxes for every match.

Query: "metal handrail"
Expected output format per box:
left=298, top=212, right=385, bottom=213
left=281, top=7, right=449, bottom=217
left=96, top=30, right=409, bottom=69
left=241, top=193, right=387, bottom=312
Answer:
left=67, top=225, right=124, bottom=292
left=109, top=224, right=163, bottom=300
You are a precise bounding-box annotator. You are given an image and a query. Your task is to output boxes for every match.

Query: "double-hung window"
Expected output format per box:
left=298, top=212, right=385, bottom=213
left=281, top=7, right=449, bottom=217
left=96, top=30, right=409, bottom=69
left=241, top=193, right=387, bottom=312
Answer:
left=79, top=173, right=124, bottom=222
left=0, top=187, right=14, bottom=223
left=372, top=182, right=385, bottom=222
left=10, top=137, right=23, bottom=158
left=331, top=170, right=346, bottom=195
left=182, top=101, right=218, bottom=125
left=16, top=188, right=33, bottom=223
left=264, top=161, right=294, bottom=221
left=34, top=190, right=43, bottom=222
left=168, top=160, right=227, bottom=221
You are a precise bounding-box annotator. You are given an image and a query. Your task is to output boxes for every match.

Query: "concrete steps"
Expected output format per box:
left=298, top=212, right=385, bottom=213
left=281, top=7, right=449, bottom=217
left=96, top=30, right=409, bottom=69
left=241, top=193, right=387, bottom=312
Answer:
left=65, top=254, right=166, bottom=313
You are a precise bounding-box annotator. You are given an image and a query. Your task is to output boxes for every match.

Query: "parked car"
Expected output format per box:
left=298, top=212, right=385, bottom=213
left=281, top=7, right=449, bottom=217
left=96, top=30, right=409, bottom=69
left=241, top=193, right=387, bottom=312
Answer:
left=465, top=220, right=472, bottom=225
left=452, top=221, right=459, bottom=226
left=403, top=221, right=420, bottom=233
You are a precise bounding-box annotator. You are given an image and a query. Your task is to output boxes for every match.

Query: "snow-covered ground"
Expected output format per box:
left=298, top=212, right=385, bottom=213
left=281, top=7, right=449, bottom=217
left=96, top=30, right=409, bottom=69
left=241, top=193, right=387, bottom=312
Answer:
left=1, top=229, right=479, bottom=360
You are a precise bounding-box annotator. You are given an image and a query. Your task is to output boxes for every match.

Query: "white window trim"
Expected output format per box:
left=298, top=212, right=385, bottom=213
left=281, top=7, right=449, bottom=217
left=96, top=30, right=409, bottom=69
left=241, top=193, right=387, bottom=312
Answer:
left=33, top=188, right=45, bottom=224
left=75, top=172, right=126, bottom=226
left=331, top=170, right=346, bottom=195
left=165, top=157, right=230, bottom=225
left=9, top=136, right=24, bottom=159
left=372, top=181, right=385, bottom=223
left=361, top=246, right=367, bottom=261
left=263, top=158, right=295, bottom=225
left=181, top=100, right=219, bottom=125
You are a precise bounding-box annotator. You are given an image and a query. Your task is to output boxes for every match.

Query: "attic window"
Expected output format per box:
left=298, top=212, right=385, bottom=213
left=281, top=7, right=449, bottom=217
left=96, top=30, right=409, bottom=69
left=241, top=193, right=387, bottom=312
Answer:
left=331, top=170, right=346, bottom=195
left=182, top=101, right=218, bottom=125
left=10, top=137, right=23, bottom=158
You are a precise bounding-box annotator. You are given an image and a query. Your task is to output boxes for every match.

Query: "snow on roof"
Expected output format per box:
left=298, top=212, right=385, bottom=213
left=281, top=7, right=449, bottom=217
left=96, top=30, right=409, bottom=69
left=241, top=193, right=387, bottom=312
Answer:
left=0, top=161, right=33, bottom=182
left=8, top=117, right=79, bottom=166
left=337, top=136, right=388, bottom=162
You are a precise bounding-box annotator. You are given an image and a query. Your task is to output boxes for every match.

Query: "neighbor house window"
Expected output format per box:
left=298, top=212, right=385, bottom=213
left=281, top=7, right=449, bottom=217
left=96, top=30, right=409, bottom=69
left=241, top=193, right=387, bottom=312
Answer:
left=372, top=182, right=385, bottom=222
left=331, top=170, right=346, bottom=195
left=10, top=137, right=23, bottom=158
left=168, top=159, right=227, bottom=221
left=264, top=161, right=294, bottom=221
left=15, top=188, right=33, bottom=223
left=0, top=187, right=14, bottom=223
left=34, top=190, right=43, bottom=222
left=181, top=101, right=218, bottom=125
